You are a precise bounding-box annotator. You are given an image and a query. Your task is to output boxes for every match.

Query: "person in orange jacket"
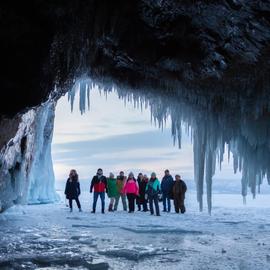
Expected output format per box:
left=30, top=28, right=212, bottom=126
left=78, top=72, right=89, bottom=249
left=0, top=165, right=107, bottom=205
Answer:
left=114, top=171, right=127, bottom=211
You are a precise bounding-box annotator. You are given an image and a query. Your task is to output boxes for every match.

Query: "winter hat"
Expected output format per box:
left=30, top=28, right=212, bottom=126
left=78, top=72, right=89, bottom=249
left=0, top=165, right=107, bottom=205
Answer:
left=109, top=172, right=114, bottom=178
left=128, top=172, right=134, bottom=178
left=151, top=172, right=156, bottom=178
left=97, top=168, right=103, bottom=175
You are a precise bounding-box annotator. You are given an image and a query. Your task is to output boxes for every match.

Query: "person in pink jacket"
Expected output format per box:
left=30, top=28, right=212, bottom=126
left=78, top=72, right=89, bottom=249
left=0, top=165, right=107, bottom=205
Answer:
left=123, top=172, right=139, bottom=213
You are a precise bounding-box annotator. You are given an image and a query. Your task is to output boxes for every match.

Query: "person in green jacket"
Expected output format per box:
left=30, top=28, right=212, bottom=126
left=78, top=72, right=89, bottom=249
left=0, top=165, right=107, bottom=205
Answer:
left=107, top=173, right=118, bottom=211
left=145, top=172, right=161, bottom=216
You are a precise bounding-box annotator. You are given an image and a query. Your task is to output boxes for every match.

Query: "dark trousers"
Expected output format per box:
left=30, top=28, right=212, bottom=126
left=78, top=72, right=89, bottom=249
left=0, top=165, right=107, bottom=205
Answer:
left=142, top=200, right=148, bottom=211
left=162, top=193, right=171, bottom=212
left=136, top=198, right=148, bottom=212
left=136, top=196, right=141, bottom=210
left=136, top=197, right=146, bottom=211
left=69, top=198, right=81, bottom=209
left=127, top=193, right=136, bottom=212
left=93, top=192, right=105, bottom=212
left=149, top=194, right=160, bottom=215
left=174, top=197, right=186, bottom=213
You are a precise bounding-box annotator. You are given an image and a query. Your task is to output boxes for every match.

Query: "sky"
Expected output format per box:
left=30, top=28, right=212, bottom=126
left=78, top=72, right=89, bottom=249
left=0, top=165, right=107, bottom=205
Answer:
left=52, top=86, right=244, bottom=186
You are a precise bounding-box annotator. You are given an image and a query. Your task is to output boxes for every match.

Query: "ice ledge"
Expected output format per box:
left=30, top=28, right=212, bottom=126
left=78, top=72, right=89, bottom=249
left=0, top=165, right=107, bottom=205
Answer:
left=0, top=101, right=59, bottom=212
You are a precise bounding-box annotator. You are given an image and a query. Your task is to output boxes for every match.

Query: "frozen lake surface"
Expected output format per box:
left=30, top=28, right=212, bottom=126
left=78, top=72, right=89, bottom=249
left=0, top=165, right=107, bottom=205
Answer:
left=0, top=188, right=270, bottom=270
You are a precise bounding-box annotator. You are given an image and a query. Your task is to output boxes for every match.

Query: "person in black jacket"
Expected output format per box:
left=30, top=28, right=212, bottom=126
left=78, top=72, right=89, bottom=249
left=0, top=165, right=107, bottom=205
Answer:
left=136, top=173, right=143, bottom=211
left=65, top=169, right=82, bottom=212
left=137, top=174, right=149, bottom=212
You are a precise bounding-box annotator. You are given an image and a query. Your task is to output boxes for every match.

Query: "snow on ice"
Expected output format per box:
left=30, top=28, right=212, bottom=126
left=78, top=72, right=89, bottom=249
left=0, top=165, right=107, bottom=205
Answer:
left=0, top=189, right=269, bottom=270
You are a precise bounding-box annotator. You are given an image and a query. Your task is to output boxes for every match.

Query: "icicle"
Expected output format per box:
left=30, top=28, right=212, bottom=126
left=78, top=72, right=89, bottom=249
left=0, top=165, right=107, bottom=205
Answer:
left=87, top=84, right=90, bottom=109
left=193, top=126, right=206, bottom=212
left=241, top=167, right=248, bottom=204
left=68, top=84, right=76, bottom=112
left=248, top=168, right=257, bottom=199
left=79, top=82, right=85, bottom=114
left=233, top=153, right=239, bottom=174
left=227, top=144, right=230, bottom=163
left=205, top=149, right=213, bottom=214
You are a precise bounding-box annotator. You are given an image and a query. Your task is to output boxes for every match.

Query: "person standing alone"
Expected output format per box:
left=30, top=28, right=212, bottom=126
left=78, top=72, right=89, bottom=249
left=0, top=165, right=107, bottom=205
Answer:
left=90, top=168, right=107, bottom=214
left=65, top=169, right=82, bottom=212
left=161, top=169, right=174, bottom=212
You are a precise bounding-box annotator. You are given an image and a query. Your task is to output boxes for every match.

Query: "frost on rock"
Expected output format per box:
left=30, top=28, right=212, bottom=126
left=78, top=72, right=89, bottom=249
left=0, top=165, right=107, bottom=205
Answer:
left=68, top=78, right=270, bottom=213
left=0, top=101, right=59, bottom=211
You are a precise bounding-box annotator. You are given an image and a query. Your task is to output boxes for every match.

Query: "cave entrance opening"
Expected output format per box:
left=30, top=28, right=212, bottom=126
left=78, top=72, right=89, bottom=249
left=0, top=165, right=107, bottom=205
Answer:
left=50, top=79, right=263, bottom=213
left=52, top=83, right=194, bottom=194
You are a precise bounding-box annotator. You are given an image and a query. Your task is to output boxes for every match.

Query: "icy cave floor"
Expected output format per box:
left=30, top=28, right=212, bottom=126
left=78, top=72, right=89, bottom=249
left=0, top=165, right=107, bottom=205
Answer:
left=0, top=191, right=270, bottom=270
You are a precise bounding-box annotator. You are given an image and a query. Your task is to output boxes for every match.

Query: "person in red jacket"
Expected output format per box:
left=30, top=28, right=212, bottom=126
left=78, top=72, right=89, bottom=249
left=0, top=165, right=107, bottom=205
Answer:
left=123, top=172, right=139, bottom=213
left=90, top=168, right=107, bottom=213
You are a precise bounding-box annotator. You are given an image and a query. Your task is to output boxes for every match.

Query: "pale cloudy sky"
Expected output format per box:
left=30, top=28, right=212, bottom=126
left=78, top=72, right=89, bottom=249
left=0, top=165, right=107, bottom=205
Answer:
left=52, top=86, right=242, bottom=184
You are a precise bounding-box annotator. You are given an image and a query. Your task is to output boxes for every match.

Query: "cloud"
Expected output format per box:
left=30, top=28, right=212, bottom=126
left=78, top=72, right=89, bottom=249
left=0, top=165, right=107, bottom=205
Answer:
left=52, top=129, right=194, bottom=180
left=53, top=130, right=178, bottom=156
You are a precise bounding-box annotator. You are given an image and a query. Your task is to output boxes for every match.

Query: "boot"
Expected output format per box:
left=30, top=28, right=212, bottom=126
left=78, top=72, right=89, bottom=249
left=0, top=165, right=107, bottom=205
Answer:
left=180, top=205, right=186, bottom=214
left=79, top=208, right=82, bottom=212
left=70, top=208, right=73, bottom=213
left=108, top=204, right=113, bottom=212
left=102, top=209, right=105, bottom=214
left=91, top=209, right=95, bottom=213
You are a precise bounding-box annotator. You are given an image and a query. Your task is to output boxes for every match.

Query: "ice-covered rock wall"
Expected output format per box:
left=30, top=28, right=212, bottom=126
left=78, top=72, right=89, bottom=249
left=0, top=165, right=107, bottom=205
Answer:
left=68, top=78, right=270, bottom=213
left=0, top=101, right=58, bottom=212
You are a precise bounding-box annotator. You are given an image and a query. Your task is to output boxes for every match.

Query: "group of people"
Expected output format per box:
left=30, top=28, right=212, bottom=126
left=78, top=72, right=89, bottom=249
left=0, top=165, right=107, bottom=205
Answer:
left=65, top=169, right=187, bottom=216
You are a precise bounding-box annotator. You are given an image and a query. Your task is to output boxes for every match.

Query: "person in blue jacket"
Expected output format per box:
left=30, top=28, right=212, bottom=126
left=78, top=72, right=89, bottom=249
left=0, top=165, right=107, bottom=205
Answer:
left=161, top=169, right=174, bottom=212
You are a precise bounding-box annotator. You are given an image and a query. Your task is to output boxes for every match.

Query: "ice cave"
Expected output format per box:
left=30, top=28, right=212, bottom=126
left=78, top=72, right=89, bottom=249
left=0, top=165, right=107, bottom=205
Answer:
left=0, top=1, right=270, bottom=269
